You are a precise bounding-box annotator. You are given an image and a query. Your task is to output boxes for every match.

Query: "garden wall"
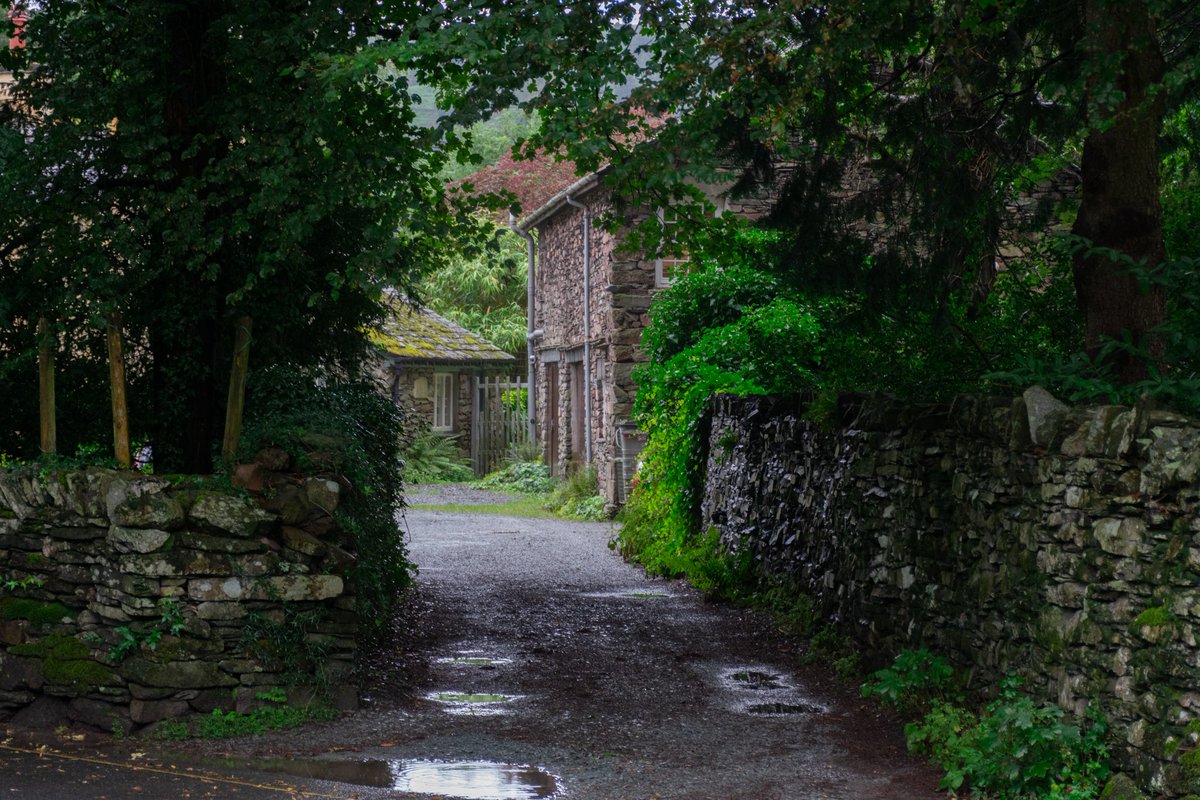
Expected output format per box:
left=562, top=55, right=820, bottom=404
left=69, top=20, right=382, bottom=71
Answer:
left=701, top=389, right=1200, bottom=796
left=0, top=462, right=357, bottom=734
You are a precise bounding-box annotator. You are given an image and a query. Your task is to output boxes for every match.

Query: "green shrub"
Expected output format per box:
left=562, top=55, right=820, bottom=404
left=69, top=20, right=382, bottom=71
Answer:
left=239, top=366, right=412, bottom=648
left=546, top=467, right=608, bottom=520
left=401, top=430, right=474, bottom=483
left=197, top=689, right=336, bottom=739
left=905, top=677, right=1109, bottom=799
left=861, top=648, right=956, bottom=715
left=477, top=460, right=557, bottom=494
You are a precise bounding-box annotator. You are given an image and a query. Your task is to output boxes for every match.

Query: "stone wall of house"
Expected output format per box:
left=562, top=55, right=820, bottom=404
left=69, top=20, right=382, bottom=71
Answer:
left=0, top=462, right=357, bottom=734
left=532, top=185, right=655, bottom=504
left=700, top=389, right=1200, bottom=796
left=389, top=363, right=518, bottom=466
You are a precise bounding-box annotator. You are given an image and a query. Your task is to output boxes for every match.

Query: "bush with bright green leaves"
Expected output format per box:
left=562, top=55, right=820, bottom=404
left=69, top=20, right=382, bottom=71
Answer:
left=861, top=652, right=1110, bottom=800
left=616, top=225, right=1132, bottom=592
left=546, top=467, right=608, bottom=521
left=477, top=461, right=557, bottom=494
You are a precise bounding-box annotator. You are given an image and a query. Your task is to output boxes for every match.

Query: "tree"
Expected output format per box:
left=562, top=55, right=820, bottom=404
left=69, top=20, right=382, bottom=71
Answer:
left=1071, top=0, right=1168, bottom=383
left=396, top=0, right=1200, bottom=382
left=0, top=1, right=471, bottom=470
left=420, top=223, right=529, bottom=356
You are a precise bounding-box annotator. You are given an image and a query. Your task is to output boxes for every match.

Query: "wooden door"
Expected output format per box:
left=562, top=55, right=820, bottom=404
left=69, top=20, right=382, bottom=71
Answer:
left=545, top=363, right=560, bottom=475
left=569, top=362, right=585, bottom=472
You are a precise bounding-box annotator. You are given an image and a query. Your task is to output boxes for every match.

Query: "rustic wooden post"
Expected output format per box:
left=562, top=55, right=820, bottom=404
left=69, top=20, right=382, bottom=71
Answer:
left=106, top=313, right=131, bottom=468
left=221, top=316, right=253, bottom=461
left=36, top=317, right=56, bottom=456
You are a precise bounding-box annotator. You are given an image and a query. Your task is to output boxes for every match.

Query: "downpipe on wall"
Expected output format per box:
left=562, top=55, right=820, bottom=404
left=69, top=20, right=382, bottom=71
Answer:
left=511, top=213, right=538, bottom=442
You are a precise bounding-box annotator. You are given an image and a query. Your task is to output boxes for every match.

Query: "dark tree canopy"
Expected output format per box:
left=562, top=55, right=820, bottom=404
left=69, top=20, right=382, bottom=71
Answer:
left=0, top=1, right=474, bottom=470
left=396, top=0, right=1200, bottom=380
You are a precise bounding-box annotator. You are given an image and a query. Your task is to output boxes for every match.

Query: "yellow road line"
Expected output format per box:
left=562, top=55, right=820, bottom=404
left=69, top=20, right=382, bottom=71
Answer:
left=0, top=742, right=349, bottom=798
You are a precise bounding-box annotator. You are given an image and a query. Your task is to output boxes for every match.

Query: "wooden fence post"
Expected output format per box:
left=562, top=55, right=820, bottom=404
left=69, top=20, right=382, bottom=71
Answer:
left=221, top=316, right=253, bottom=462
left=106, top=313, right=131, bottom=468
left=37, top=317, right=56, bottom=456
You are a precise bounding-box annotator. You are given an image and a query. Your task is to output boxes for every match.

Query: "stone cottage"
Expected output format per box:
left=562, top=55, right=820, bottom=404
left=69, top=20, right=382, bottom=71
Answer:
left=514, top=171, right=775, bottom=506
left=373, top=296, right=520, bottom=474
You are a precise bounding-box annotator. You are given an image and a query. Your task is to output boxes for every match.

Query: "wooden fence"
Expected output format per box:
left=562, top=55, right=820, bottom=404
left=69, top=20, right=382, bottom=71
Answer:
left=470, top=374, right=531, bottom=476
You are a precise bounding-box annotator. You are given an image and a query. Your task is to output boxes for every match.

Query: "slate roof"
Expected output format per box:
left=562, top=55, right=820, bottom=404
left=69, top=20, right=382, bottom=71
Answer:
left=372, top=296, right=515, bottom=365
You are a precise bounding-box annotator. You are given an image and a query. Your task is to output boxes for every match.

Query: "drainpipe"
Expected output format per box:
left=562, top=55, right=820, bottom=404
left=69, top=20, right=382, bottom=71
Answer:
left=564, top=194, right=593, bottom=467
left=510, top=213, right=537, bottom=442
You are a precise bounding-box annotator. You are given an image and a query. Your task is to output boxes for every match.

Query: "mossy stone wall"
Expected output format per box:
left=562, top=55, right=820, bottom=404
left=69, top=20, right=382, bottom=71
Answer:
left=0, top=466, right=357, bottom=733
left=701, top=389, right=1200, bottom=797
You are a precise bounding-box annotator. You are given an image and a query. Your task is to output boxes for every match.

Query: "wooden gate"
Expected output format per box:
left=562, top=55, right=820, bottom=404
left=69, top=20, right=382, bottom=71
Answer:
left=470, top=374, right=531, bottom=476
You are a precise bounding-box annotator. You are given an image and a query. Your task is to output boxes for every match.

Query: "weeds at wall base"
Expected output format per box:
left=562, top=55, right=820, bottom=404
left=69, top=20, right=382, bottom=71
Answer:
left=147, top=688, right=336, bottom=741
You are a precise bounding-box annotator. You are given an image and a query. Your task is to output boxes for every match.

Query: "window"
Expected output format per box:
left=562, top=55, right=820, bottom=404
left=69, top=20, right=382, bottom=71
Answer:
left=654, top=207, right=687, bottom=288
left=654, top=201, right=725, bottom=288
left=432, top=373, right=455, bottom=432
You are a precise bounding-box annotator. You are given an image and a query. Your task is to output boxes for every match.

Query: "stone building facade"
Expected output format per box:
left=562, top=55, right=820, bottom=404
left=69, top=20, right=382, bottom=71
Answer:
left=517, top=173, right=775, bottom=506
left=373, top=297, right=520, bottom=473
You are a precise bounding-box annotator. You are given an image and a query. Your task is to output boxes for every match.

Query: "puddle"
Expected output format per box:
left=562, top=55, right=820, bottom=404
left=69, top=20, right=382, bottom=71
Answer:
left=238, top=757, right=559, bottom=799
left=437, top=655, right=514, bottom=667
left=434, top=692, right=514, bottom=703
left=717, top=664, right=828, bottom=717
left=581, top=589, right=674, bottom=600
left=396, top=760, right=559, bottom=799
left=745, top=701, right=823, bottom=716
left=718, top=666, right=793, bottom=692
left=729, top=670, right=783, bottom=690
left=426, top=690, right=521, bottom=715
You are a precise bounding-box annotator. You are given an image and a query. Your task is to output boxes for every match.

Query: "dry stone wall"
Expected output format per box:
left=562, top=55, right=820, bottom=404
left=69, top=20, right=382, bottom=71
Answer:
left=701, top=389, right=1200, bottom=797
left=0, top=463, right=357, bottom=733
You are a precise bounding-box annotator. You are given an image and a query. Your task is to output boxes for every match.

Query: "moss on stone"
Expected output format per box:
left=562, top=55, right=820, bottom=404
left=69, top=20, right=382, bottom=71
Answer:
left=1181, top=748, right=1200, bottom=792
left=1099, top=773, right=1148, bottom=800
left=1133, top=604, right=1173, bottom=628
left=0, top=597, right=72, bottom=625
left=44, top=657, right=118, bottom=690
left=9, top=633, right=116, bottom=691
left=10, top=633, right=89, bottom=659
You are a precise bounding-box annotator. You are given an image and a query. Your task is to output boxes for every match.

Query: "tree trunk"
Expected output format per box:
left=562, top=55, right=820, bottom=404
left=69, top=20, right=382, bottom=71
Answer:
left=1071, top=0, right=1167, bottom=385
left=145, top=3, right=228, bottom=475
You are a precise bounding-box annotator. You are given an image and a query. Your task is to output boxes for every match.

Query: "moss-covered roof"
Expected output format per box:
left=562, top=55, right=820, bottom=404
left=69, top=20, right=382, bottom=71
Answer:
left=372, top=297, right=516, bottom=364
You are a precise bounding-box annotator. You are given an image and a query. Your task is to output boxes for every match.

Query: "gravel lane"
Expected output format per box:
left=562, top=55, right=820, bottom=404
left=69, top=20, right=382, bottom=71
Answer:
left=157, top=496, right=944, bottom=799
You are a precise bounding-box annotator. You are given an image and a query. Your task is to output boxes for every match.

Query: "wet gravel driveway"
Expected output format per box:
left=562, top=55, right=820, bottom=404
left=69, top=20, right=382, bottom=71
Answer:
left=5, top=487, right=943, bottom=799
left=182, top=486, right=944, bottom=799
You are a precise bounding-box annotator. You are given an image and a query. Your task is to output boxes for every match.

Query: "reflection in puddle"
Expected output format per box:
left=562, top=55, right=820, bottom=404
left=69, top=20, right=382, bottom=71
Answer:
left=242, top=757, right=559, bottom=799
left=746, top=701, right=823, bottom=716
left=426, top=690, right=521, bottom=715
left=730, top=670, right=783, bottom=690
left=718, top=666, right=793, bottom=692
left=434, top=692, right=513, bottom=703
left=397, top=760, right=559, bottom=799
left=437, top=655, right=514, bottom=667
left=581, top=589, right=674, bottom=600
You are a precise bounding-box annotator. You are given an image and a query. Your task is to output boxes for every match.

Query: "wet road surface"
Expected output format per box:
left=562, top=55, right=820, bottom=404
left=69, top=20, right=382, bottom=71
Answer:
left=3, top=487, right=944, bottom=799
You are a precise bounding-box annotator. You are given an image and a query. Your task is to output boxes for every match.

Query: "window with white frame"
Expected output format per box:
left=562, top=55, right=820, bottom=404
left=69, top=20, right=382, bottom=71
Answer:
left=432, top=372, right=455, bottom=432
left=654, top=201, right=725, bottom=288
